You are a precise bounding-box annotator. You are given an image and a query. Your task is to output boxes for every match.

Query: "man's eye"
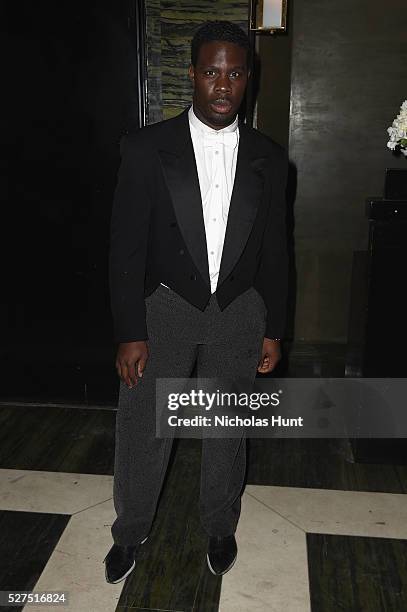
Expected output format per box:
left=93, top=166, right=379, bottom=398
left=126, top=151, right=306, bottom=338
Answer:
left=230, top=71, right=241, bottom=78
left=205, top=70, right=215, bottom=76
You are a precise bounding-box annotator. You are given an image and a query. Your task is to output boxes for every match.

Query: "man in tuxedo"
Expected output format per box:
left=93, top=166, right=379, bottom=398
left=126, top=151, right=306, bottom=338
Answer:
left=104, top=20, right=289, bottom=583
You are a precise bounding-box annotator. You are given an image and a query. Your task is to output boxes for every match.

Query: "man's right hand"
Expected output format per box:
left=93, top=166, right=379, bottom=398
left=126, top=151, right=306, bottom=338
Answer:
left=115, top=341, right=149, bottom=388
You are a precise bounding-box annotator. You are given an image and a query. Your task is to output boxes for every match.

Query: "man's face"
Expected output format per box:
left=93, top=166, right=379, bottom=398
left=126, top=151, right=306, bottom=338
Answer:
left=188, top=40, right=249, bottom=130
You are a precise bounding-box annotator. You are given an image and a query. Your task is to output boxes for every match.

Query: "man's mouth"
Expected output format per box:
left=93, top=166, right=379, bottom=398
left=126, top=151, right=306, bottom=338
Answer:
left=210, top=99, right=233, bottom=114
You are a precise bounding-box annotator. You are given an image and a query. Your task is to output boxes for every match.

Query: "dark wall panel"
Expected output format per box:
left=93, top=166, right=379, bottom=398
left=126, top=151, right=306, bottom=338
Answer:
left=1, top=0, right=143, bottom=403
left=286, top=0, right=407, bottom=342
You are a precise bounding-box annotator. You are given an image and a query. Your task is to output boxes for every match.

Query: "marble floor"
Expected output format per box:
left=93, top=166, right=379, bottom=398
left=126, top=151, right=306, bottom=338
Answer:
left=1, top=403, right=407, bottom=611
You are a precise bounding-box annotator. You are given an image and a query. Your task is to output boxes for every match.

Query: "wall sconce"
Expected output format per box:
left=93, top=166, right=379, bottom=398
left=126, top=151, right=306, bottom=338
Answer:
left=249, top=0, right=287, bottom=33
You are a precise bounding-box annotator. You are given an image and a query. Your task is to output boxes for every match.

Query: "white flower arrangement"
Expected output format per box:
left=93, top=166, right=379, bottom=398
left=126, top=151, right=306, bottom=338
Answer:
left=387, top=100, right=407, bottom=157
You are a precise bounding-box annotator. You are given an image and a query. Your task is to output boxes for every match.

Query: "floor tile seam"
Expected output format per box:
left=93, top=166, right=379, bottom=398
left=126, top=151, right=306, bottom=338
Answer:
left=70, top=496, right=113, bottom=516
left=0, top=471, right=113, bottom=515
left=0, top=499, right=111, bottom=516
left=0, top=467, right=113, bottom=481
left=306, top=528, right=407, bottom=540
left=249, top=484, right=407, bottom=500
left=245, top=490, right=307, bottom=534
left=247, top=488, right=407, bottom=538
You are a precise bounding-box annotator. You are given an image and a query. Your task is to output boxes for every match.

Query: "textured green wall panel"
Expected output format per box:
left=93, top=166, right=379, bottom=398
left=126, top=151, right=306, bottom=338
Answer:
left=145, top=0, right=162, bottom=122
left=145, top=1, right=249, bottom=123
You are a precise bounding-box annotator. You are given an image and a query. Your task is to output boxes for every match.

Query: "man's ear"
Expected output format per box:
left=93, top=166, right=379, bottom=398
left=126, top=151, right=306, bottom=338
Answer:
left=188, top=64, right=194, bottom=83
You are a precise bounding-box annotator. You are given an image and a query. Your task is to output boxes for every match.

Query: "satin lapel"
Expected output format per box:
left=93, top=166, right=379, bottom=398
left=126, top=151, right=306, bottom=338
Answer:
left=158, top=112, right=210, bottom=288
left=217, top=125, right=268, bottom=286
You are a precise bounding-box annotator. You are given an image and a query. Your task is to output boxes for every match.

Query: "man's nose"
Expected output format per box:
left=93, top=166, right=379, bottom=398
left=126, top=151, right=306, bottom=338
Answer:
left=214, top=74, right=232, bottom=92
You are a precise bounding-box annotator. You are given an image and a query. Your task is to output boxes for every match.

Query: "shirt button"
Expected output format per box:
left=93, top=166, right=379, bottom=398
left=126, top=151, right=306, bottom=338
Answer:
left=210, top=250, right=214, bottom=255
left=212, top=218, right=216, bottom=222
left=215, top=184, right=219, bottom=188
left=215, top=150, right=219, bottom=155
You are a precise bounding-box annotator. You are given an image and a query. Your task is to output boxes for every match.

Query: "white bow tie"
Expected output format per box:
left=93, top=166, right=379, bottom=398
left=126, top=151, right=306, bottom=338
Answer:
left=203, top=130, right=238, bottom=148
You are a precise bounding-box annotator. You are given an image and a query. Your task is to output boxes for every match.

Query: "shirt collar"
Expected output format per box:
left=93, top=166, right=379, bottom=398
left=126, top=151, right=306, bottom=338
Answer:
left=188, top=105, right=239, bottom=136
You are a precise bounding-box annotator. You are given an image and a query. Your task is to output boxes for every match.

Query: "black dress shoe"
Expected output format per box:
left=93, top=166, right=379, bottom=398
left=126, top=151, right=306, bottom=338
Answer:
left=104, top=536, right=148, bottom=584
left=207, top=535, right=237, bottom=575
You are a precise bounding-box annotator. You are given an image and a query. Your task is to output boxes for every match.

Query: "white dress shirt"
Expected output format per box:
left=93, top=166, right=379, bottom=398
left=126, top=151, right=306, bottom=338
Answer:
left=161, top=106, right=239, bottom=293
left=188, top=105, right=239, bottom=293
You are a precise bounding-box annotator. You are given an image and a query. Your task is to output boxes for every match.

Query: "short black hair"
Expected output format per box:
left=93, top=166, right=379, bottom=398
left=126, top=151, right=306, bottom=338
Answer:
left=191, top=20, right=251, bottom=67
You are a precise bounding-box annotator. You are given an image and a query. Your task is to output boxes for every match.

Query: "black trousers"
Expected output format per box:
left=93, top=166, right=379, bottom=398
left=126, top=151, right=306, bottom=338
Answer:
left=111, top=284, right=267, bottom=545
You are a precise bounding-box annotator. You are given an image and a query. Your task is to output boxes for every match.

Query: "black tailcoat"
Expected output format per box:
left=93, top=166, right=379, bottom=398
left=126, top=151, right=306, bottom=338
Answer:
left=109, top=107, right=289, bottom=343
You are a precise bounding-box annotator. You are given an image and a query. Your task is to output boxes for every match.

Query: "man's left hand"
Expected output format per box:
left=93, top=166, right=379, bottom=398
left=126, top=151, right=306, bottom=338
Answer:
left=257, top=338, right=281, bottom=374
